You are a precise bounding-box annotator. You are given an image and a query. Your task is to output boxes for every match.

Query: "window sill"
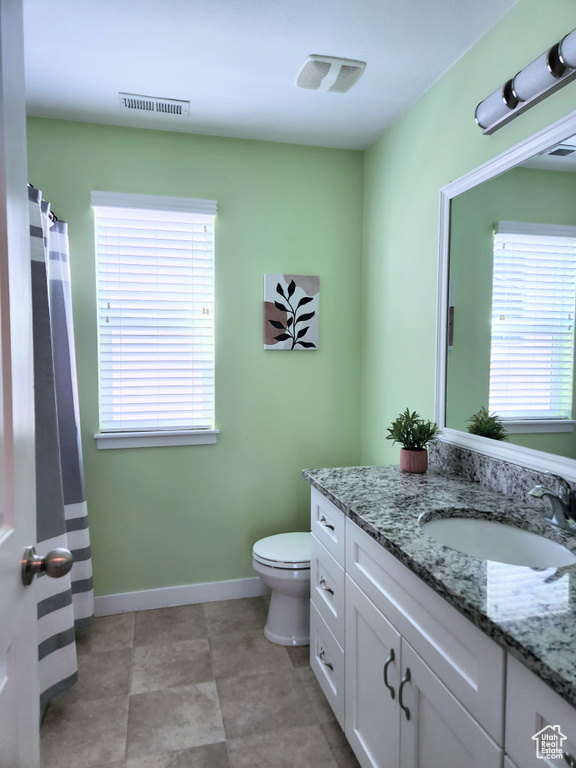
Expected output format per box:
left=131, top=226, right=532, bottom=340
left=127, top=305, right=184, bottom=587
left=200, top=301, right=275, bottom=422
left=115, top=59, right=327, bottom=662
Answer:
left=93, top=429, right=220, bottom=450
left=501, top=420, right=576, bottom=434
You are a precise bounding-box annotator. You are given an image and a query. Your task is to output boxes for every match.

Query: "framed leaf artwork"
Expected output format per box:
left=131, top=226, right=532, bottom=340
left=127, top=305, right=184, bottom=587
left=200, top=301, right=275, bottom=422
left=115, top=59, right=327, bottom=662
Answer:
left=264, top=274, right=319, bottom=350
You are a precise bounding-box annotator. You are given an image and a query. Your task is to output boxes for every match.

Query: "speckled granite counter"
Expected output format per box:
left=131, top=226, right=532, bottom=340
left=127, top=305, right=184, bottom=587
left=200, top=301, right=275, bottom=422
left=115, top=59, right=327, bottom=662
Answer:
left=302, top=464, right=576, bottom=709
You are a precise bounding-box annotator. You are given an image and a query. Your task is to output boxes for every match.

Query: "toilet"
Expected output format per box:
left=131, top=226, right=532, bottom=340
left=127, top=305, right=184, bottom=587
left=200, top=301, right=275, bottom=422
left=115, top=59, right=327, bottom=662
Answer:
left=252, top=532, right=311, bottom=646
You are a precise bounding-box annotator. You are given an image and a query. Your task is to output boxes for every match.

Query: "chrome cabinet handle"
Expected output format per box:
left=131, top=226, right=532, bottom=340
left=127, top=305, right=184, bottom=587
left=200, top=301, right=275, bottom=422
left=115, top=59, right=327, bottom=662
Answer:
left=319, top=577, right=334, bottom=595
left=564, top=752, right=576, bottom=767
left=319, top=648, right=334, bottom=671
left=383, top=648, right=395, bottom=699
left=319, top=515, right=335, bottom=531
left=399, top=667, right=411, bottom=721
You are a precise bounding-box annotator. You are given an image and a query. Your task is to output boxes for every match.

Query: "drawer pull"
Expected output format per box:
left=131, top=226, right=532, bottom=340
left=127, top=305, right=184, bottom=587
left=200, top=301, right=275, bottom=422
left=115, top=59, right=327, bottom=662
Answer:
left=319, top=515, right=335, bottom=531
left=319, top=577, right=334, bottom=595
left=383, top=648, right=395, bottom=699
left=564, top=753, right=576, bottom=767
left=399, top=667, right=411, bottom=721
left=319, top=648, right=334, bottom=671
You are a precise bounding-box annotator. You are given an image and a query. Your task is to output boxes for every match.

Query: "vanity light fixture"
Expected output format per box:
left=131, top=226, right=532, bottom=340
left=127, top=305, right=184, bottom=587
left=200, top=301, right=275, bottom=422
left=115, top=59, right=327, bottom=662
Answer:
left=475, top=28, right=576, bottom=134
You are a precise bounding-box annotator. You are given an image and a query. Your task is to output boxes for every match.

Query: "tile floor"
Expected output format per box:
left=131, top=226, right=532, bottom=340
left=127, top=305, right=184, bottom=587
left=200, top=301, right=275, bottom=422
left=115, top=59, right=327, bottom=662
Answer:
left=40, top=596, right=361, bottom=768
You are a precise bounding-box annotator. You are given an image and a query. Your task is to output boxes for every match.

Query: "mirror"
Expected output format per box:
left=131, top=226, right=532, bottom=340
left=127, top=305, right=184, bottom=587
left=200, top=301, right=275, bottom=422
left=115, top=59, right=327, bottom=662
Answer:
left=436, top=110, right=576, bottom=480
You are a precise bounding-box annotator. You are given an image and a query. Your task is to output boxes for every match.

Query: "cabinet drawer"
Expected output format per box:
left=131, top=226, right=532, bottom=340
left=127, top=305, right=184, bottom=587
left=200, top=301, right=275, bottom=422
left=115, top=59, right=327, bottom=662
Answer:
left=310, top=535, right=345, bottom=645
left=505, top=654, right=576, bottom=768
left=346, top=518, right=505, bottom=744
left=310, top=602, right=345, bottom=729
left=311, top=487, right=345, bottom=564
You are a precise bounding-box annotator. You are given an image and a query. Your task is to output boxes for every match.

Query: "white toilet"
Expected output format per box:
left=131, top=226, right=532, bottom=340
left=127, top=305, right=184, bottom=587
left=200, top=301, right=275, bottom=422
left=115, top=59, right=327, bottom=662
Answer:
left=252, top=532, right=311, bottom=646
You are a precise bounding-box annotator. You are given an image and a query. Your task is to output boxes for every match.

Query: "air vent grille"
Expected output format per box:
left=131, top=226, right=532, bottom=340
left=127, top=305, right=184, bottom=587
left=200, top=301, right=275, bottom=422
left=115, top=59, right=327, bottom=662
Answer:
left=548, top=146, right=576, bottom=157
left=296, top=56, right=366, bottom=93
left=119, top=93, right=190, bottom=118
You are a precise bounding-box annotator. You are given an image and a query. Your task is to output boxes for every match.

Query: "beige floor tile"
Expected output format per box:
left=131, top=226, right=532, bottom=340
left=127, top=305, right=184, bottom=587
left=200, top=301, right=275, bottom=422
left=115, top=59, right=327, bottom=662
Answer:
left=217, top=667, right=316, bottom=739
left=209, top=629, right=292, bottom=679
left=295, top=666, right=337, bottom=724
left=131, top=638, right=212, bottom=694
left=202, top=597, right=268, bottom=636
left=227, top=725, right=338, bottom=768
left=55, top=649, right=132, bottom=703
left=125, top=742, right=230, bottom=767
left=134, top=605, right=207, bottom=647
left=76, top=614, right=135, bottom=655
left=126, top=681, right=225, bottom=759
left=285, top=644, right=310, bottom=667
left=41, top=695, right=129, bottom=768
left=321, top=723, right=362, bottom=768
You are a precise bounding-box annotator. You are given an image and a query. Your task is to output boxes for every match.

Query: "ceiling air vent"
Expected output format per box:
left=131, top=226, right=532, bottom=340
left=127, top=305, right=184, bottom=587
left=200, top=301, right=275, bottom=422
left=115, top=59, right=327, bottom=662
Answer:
left=119, top=93, right=190, bottom=118
left=544, top=143, right=576, bottom=157
left=296, top=55, right=366, bottom=93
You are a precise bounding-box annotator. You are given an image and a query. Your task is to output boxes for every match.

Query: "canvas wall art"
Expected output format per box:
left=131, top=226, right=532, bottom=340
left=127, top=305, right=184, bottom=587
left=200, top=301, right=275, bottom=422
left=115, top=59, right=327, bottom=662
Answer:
left=264, top=274, right=319, bottom=350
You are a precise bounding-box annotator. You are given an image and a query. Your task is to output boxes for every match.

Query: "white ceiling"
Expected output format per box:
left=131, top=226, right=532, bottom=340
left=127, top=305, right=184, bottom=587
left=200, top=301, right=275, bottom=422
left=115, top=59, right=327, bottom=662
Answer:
left=23, top=0, right=517, bottom=151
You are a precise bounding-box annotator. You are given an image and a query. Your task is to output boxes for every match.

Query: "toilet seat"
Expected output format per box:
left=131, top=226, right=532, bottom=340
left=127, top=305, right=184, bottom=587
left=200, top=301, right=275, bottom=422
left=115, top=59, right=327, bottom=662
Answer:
left=252, top=532, right=310, bottom=570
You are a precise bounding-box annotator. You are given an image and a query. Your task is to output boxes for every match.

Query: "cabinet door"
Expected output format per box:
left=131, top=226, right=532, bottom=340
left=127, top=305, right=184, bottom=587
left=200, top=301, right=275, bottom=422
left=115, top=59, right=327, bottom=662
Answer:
left=506, top=654, right=576, bottom=768
left=346, top=576, right=401, bottom=768
left=399, top=642, right=502, bottom=768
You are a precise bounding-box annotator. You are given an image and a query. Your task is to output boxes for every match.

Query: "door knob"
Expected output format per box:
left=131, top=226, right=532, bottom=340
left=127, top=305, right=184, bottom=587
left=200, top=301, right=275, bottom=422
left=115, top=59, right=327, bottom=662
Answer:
left=21, top=546, right=73, bottom=586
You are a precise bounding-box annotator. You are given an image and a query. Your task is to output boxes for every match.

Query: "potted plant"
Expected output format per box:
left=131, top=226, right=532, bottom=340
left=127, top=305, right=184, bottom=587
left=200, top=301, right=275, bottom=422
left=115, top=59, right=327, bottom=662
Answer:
left=467, top=407, right=508, bottom=441
left=386, top=408, right=440, bottom=473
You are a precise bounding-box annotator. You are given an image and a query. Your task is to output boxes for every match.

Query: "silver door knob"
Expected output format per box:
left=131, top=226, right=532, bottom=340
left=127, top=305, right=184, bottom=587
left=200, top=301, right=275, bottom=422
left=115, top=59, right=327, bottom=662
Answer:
left=21, top=546, right=73, bottom=586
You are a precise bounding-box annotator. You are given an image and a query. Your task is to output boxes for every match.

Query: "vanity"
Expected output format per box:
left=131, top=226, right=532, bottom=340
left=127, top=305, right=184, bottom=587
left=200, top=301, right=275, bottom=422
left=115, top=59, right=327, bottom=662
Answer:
left=304, top=464, right=576, bottom=768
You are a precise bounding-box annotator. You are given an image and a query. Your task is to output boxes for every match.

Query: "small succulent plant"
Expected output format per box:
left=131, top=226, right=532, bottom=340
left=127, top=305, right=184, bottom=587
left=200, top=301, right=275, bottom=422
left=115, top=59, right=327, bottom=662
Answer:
left=386, top=408, right=440, bottom=451
left=467, top=407, right=508, bottom=441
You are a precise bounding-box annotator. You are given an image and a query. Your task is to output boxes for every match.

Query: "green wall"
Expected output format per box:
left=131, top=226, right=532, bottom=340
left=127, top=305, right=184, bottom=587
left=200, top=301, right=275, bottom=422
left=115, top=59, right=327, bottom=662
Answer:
left=26, top=120, right=363, bottom=595
left=362, top=0, right=576, bottom=466
left=447, top=166, right=576, bottom=458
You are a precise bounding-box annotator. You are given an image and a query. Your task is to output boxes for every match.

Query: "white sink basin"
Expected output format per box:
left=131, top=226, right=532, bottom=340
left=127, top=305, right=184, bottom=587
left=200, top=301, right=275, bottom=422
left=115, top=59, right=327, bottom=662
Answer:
left=420, top=516, right=576, bottom=569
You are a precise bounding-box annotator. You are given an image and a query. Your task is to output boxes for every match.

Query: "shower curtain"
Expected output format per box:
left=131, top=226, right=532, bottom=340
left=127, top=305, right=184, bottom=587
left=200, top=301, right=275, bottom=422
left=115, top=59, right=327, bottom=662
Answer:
left=28, top=186, right=94, bottom=705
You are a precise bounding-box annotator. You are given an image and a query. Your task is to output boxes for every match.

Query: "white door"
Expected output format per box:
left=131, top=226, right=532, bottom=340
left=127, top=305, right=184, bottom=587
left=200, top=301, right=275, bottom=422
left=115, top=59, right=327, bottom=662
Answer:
left=0, top=0, right=41, bottom=766
left=399, top=642, right=502, bottom=768
left=345, top=577, right=401, bottom=768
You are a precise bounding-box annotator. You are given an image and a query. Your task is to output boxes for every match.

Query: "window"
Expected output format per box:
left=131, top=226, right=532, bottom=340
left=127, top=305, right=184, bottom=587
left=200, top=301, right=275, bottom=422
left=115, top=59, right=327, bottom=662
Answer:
left=91, top=191, right=217, bottom=449
left=489, top=221, right=576, bottom=425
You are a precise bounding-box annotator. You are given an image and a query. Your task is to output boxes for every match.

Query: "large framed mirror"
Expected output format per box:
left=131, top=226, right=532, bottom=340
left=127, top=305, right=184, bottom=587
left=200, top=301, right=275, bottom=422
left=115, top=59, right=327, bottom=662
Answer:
left=436, top=109, right=576, bottom=482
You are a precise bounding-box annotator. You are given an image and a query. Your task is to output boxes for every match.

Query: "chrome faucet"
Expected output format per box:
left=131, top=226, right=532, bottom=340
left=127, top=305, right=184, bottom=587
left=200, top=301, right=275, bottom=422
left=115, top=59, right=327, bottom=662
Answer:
left=527, top=473, right=576, bottom=531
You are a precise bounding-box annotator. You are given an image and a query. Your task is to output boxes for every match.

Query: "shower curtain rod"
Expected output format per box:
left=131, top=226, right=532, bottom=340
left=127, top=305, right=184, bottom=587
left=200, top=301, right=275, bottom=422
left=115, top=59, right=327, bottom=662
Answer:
left=28, top=182, right=59, bottom=221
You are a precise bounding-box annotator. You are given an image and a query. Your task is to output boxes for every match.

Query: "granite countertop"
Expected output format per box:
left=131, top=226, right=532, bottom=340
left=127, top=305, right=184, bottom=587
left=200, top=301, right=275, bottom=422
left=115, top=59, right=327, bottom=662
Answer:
left=302, top=464, right=576, bottom=709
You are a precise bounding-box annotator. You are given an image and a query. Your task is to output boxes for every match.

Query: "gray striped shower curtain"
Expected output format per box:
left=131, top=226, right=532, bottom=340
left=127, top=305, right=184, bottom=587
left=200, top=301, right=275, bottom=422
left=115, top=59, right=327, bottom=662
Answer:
left=28, top=186, right=94, bottom=704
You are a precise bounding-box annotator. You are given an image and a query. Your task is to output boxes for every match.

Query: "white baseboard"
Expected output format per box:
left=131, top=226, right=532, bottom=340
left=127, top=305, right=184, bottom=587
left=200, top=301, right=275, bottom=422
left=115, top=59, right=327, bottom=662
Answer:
left=94, top=576, right=270, bottom=616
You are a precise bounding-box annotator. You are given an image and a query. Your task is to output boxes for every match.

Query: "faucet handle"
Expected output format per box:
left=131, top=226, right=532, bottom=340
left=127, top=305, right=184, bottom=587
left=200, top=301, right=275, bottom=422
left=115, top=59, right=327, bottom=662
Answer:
left=541, top=472, right=573, bottom=502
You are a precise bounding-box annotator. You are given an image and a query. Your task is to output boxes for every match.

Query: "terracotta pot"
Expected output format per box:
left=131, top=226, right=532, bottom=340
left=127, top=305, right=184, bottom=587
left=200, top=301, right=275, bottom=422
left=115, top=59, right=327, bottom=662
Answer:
left=400, top=448, right=428, bottom=474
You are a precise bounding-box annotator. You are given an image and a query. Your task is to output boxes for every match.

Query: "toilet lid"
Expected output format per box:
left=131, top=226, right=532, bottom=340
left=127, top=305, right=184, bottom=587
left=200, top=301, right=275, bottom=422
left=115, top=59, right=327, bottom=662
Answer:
left=253, top=532, right=310, bottom=568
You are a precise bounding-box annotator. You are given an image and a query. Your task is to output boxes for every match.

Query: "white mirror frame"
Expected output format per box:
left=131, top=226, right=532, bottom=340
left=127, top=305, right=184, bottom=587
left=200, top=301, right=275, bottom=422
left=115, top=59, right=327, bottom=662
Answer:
left=435, top=108, right=576, bottom=482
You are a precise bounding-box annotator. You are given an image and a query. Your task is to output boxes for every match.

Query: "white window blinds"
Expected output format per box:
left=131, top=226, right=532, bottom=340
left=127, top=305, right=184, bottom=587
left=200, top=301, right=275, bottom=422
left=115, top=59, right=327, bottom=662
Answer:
left=92, top=191, right=216, bottom=433
left=489, top=221, right=576, bottom=421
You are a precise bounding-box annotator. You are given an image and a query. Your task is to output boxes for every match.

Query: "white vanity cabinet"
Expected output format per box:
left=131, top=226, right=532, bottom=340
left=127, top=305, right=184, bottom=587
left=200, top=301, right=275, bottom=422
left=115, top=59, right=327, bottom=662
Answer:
left=505, top=655, right=576, bottom=768
left=344, top=527, right=503, bottom=768
left=309, top=488, right=506, bottom=768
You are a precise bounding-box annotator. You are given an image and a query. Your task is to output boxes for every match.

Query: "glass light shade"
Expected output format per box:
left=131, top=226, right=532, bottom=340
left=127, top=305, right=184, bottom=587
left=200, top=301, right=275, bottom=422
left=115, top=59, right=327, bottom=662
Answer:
left=475, top=86, right=510, bottom=130
left=513, top=52, right=561, bottom=102
left=560, top=29, right=576, bottom=68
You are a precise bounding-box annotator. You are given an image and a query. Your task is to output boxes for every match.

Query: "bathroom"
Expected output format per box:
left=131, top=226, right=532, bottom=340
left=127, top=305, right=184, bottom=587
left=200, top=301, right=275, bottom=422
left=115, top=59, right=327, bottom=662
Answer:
left=2, top=0, right=576, bottom=765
